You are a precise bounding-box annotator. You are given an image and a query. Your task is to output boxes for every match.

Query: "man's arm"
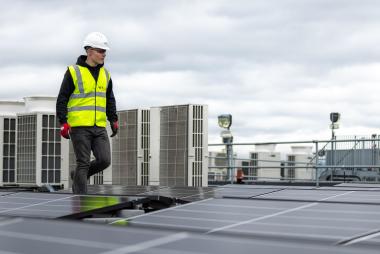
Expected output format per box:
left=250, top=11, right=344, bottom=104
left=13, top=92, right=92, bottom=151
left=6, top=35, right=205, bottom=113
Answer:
left=56, top=69, right=75, bottom=124
left=106, top=78, right=118, bottom=123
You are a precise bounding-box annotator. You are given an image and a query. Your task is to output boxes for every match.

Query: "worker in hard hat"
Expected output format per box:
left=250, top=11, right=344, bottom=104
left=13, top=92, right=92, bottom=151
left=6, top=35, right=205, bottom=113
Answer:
left=236, top=169, right=245, bottom=184
left=56, top=32, right=118, bottom=194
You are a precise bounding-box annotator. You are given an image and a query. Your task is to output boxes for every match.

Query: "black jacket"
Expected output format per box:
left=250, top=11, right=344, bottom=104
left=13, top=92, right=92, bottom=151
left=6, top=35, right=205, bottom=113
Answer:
left=56, top=55, right=118, bottom=125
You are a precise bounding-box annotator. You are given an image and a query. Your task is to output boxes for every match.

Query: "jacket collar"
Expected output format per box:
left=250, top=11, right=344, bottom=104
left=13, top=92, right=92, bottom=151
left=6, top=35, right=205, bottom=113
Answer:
left=76, top=55, right=104, bottom=69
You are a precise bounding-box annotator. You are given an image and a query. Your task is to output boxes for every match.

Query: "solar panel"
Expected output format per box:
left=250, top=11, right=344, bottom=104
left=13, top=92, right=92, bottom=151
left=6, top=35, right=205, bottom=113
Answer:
left=319, top=186, right=380, bottom=191
left=0, top=192, right=146, bottom=219
left=0, top=215, right=378, bottom=254
left=253, top=188, right=380, bottom=205
left=336, top=183, right=380, bottom=189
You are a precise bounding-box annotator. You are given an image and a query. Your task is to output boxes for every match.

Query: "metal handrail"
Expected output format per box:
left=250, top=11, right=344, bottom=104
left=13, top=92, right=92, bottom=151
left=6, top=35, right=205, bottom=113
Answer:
left=208, top=137, right=380, bottom=186
left=209, top=138, right=380, bottom=146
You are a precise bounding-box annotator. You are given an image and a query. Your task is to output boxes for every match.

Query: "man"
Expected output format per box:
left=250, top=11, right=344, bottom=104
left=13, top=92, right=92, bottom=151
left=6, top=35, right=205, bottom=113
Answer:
left=56, top=32, right=118, bottom=194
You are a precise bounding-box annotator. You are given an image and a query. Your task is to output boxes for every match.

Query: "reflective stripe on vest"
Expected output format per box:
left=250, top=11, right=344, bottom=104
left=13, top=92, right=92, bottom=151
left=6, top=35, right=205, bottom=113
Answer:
left=68, top=106, right=106, bottom=112
left=67, top=65, right=110, bottom=127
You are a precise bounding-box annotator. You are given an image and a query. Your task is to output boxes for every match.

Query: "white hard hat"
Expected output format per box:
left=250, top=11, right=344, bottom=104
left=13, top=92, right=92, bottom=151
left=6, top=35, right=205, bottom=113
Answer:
left=83, top=32, right=110, bottom=50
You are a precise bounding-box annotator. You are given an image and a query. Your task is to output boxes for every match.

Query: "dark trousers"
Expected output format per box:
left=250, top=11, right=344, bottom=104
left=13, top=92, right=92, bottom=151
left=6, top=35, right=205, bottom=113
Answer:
left=70, top=126, right=111, bottom=194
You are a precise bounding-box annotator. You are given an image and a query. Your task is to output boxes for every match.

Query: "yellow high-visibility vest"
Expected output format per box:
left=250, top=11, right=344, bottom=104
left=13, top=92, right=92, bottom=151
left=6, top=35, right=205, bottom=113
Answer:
left=67, top=65, right=110, bottom=127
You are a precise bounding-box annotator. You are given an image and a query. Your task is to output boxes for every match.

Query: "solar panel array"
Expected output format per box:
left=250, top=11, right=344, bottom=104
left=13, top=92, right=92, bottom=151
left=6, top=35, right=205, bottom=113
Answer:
left=117, top=184, right=380, bottom=252
left=1, top=184, right=380, bottom=253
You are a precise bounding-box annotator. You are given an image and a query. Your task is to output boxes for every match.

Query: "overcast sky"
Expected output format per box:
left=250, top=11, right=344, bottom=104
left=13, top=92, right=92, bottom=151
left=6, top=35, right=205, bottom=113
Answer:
left=1, top=0, right=380, bottom=145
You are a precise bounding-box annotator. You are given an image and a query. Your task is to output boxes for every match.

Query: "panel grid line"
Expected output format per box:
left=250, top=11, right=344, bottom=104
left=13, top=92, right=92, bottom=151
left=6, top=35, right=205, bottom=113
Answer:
left=100, top=232, right=189, bottom=254
left=338, top=229, right=380, bottom=246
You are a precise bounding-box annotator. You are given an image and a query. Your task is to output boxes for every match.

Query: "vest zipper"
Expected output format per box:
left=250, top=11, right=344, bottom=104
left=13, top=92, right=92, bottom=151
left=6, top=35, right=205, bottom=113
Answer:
left=94, top=80, right=97, bottom=126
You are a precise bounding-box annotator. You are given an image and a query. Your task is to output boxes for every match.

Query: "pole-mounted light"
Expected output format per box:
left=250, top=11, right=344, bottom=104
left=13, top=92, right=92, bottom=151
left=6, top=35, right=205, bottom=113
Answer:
left=218, top=114, right=233, bottom=183
left=330, top=112, right=340, bottom=130
left=218, top=114, right=232, bottom=130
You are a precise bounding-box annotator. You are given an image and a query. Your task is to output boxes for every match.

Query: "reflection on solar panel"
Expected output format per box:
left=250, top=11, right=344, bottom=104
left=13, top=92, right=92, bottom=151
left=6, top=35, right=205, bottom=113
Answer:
left=59, top=185, right=220, bottom=201
left=0, top=216, right=378, bottom=254
left=84, top=185, right=163, bottom=196
left=0, top=192, right=146, bottom=219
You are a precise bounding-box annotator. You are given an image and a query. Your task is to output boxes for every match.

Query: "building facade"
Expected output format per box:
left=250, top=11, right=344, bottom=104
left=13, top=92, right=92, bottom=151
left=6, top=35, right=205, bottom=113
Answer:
left=249, top=144, right=282, bottom=181
left=286, top=146, right=315, bottom=181
left=208, top=151, right=228, bottom=182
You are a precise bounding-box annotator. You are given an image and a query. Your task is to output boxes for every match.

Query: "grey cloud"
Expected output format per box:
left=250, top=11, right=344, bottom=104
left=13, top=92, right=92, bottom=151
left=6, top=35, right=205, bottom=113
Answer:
left=1, top=0, right=380, bottom=142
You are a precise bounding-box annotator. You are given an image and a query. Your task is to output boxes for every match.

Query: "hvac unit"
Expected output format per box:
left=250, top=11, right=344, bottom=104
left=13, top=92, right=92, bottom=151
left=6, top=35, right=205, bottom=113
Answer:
left=150, top=104, right=208, bottom=187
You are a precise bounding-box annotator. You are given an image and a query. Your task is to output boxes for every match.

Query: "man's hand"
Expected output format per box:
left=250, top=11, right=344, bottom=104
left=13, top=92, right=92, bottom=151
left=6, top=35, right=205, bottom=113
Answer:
left=110, top=121, right=118, bottom=137
left=60, top=123, right=71, bottom=139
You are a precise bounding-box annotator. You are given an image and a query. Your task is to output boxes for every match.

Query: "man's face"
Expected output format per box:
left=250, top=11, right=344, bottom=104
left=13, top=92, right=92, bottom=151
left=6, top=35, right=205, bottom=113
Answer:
left=88, top=48, right=106, bottom=65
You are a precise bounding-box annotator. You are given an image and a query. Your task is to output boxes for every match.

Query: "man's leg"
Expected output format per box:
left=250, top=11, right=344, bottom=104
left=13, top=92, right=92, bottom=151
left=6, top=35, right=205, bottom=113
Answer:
left=88, top=127, right=111, bottom=178
left=70, top=127, right=92, bottom=194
